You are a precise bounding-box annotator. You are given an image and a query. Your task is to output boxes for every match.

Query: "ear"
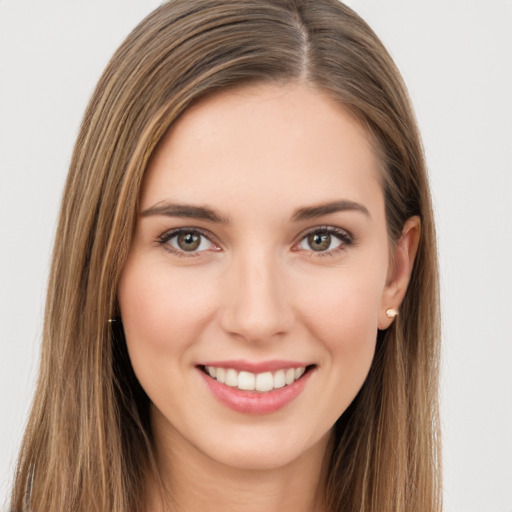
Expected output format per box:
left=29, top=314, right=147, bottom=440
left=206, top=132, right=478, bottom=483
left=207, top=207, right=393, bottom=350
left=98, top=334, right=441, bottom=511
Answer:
left=378, top=216, right=421, bottom=329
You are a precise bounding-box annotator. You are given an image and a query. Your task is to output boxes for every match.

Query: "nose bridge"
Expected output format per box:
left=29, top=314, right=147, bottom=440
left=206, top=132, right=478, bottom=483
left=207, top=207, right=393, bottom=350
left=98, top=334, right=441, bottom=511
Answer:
left=219, top=245, right=293, bottom=342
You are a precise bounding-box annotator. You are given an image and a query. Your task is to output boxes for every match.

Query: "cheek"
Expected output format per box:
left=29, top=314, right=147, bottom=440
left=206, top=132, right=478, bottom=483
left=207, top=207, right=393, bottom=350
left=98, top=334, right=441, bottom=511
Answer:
left=117, top=258, right=218, bottom=359
left=297, top=264, right=385, bottom=383
left=301, top=266, right=383, bottom=337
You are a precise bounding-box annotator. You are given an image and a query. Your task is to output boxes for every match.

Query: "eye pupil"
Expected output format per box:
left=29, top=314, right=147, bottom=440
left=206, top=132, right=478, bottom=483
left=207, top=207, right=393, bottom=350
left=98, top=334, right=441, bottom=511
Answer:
left=177, top=232, right=201, bottom=251
left=308, top=232, right=331, bottom=251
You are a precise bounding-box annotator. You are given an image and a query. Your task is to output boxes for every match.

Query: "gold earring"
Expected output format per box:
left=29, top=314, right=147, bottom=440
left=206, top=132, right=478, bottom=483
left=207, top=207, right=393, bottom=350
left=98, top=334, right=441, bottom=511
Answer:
left=385, top=308, right=398, bottom=318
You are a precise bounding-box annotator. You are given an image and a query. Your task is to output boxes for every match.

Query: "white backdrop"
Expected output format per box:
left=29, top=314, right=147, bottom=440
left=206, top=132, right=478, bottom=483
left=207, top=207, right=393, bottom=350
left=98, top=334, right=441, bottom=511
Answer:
left=1, top=1, right=511, bottom=511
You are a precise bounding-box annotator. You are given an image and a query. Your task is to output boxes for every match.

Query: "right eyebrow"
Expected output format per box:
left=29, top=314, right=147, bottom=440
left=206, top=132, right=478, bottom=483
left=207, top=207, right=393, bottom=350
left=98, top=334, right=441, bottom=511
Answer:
left=290, top=199, right=370, bottom=222
left=140, top=201, right=230, bottom=224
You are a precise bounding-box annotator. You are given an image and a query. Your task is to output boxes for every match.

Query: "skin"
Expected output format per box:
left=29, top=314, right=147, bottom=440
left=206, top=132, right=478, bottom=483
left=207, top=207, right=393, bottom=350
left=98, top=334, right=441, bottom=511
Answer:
left=118, top=82, right=419, bottom=512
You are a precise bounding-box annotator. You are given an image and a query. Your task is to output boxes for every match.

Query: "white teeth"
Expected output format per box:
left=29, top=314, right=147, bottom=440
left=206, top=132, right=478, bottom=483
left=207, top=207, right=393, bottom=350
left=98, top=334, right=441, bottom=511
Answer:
left=273, top=369, right=285, bottom=389
left=204, top=365, right=308, bottom=392
left=255, top=372, right=274, bottom=392
left=238, top=371, right=255, bottom=391
left=216, top=367, right=226, bottom=384
left=285, top=368, right=295, bottom=385
left=225, top=369, right=238, bottom=387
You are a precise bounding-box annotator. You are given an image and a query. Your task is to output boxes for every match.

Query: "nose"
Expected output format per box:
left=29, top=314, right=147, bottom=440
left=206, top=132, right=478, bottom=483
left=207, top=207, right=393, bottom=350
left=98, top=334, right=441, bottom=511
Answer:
left=218, top=249, right=294, bottom=344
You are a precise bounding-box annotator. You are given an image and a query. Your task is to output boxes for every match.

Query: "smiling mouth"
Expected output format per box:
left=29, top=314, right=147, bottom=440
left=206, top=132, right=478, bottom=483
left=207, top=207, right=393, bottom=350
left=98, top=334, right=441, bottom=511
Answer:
left=199, top=365, right=315, bottom=393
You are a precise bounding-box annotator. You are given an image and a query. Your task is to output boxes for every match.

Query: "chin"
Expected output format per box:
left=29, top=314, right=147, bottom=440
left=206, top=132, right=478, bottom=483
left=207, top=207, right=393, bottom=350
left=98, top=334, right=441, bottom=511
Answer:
left=191, top=422, right=333, bottom=473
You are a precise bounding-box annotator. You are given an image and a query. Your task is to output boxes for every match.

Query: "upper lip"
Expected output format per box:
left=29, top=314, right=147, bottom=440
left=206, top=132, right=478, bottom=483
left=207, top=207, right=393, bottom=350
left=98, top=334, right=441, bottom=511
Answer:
left=196, top=359, right=313, bottom=373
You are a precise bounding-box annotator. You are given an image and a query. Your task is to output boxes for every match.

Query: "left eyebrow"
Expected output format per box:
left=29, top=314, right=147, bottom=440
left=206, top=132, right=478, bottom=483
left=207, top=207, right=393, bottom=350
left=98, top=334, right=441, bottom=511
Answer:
left=140, top=201, right=230, bottom=224
left=290, top=199, right=370, bottom=222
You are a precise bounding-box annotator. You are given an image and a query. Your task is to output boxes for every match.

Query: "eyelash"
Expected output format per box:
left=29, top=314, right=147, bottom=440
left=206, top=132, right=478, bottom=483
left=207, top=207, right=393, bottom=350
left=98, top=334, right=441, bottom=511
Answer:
left=156, top=227, right=218, bottom=258
left=156, top=226, right=355, bottom=258
left=295, top=226, right=355, bottom=257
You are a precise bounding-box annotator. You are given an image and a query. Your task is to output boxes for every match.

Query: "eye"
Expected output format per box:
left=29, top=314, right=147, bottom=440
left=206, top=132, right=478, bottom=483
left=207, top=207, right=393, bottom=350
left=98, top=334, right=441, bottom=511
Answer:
left=296, top=227, right=353, bottom=255
left=158, top=228, right=218, bottom=256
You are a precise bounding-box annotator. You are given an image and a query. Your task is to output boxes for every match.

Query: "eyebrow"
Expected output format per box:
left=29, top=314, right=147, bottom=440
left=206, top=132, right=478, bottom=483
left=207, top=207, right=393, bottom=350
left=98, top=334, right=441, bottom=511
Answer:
left=140, top=202, right=230, bottom=223
left=140, top=199, right=370, bottom=223
left=290, top=199, right=370, bottom=222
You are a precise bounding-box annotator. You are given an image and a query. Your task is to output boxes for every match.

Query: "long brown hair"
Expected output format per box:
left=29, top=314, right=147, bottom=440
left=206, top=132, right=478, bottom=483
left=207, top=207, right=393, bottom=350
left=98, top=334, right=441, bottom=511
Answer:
left=10, top=1, right=441, bottom=511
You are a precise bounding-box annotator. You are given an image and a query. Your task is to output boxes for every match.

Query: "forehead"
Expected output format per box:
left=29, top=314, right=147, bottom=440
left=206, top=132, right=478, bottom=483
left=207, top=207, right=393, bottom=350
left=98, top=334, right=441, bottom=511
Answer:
left=141, top=82, right=383, bottom=220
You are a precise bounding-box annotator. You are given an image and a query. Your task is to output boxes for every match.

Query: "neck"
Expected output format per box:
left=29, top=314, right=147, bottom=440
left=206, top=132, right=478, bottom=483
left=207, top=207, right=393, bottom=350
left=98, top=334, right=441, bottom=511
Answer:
left=146, top=416, right=333, bottom=512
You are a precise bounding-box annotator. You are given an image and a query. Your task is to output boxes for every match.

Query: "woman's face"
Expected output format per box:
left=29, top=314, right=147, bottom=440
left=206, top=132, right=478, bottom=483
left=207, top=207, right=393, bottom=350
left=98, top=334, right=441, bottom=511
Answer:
left=118, top=82, right=413, bottom=472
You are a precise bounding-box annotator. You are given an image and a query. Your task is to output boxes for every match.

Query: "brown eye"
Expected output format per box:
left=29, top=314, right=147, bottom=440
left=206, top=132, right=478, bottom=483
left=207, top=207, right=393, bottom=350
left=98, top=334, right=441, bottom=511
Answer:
left=296, top=227, right=352, bottom=255
left=307, top=232, right=331, bottom=252
left=162, top=230, right=216, bottom=254
left=177, top=232, right=201, bottom=251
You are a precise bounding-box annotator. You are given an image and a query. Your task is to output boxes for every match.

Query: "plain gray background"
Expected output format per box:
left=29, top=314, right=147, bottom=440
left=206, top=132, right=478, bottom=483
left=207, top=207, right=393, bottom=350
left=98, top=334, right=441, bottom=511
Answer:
left=1, top=1, right=511, bottom=511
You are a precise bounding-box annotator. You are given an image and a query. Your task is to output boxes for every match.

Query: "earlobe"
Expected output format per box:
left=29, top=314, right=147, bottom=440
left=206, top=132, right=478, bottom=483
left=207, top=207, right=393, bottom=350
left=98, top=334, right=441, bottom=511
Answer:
left=378, top=216, right=421, bottom=330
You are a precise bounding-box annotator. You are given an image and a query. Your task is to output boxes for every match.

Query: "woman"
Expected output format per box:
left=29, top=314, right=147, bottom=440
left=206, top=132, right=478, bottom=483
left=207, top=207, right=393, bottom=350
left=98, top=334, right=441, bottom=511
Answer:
left=9, top=1, right=441, bottom=511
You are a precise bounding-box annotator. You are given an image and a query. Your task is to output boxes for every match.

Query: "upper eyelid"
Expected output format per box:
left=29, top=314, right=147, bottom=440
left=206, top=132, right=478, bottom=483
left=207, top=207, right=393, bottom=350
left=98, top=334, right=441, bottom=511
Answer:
left=157, top=228, right=219, bottom=258
left=156, top=225, right=354, bottom=251
left=295, top=225, right=353, bottom=242
left=158, top=226, right=217, bottom=243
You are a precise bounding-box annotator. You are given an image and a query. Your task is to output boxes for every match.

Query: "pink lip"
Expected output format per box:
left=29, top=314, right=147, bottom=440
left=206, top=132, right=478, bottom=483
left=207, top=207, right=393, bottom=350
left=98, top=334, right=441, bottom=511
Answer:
left=197, top=366, right=313, bottom=415
left=197, top=359, right=309, bottom=373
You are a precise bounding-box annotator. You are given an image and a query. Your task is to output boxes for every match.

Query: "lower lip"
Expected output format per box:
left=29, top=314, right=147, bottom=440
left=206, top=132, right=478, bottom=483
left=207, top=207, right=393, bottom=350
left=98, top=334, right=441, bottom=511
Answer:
left=199, top=368, right=313, bottom=415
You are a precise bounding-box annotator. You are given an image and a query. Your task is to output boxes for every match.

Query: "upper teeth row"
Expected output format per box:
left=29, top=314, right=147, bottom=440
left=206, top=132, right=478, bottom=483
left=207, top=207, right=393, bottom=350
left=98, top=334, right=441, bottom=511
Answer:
left=206, top=366, right=306, bottom=392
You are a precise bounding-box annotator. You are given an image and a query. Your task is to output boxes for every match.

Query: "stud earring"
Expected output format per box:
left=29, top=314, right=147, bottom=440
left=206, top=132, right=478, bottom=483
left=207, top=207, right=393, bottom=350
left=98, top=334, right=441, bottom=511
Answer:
left=108, top=318, right=120, bottom=323
left=385, top=308, right=398, bottom=319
